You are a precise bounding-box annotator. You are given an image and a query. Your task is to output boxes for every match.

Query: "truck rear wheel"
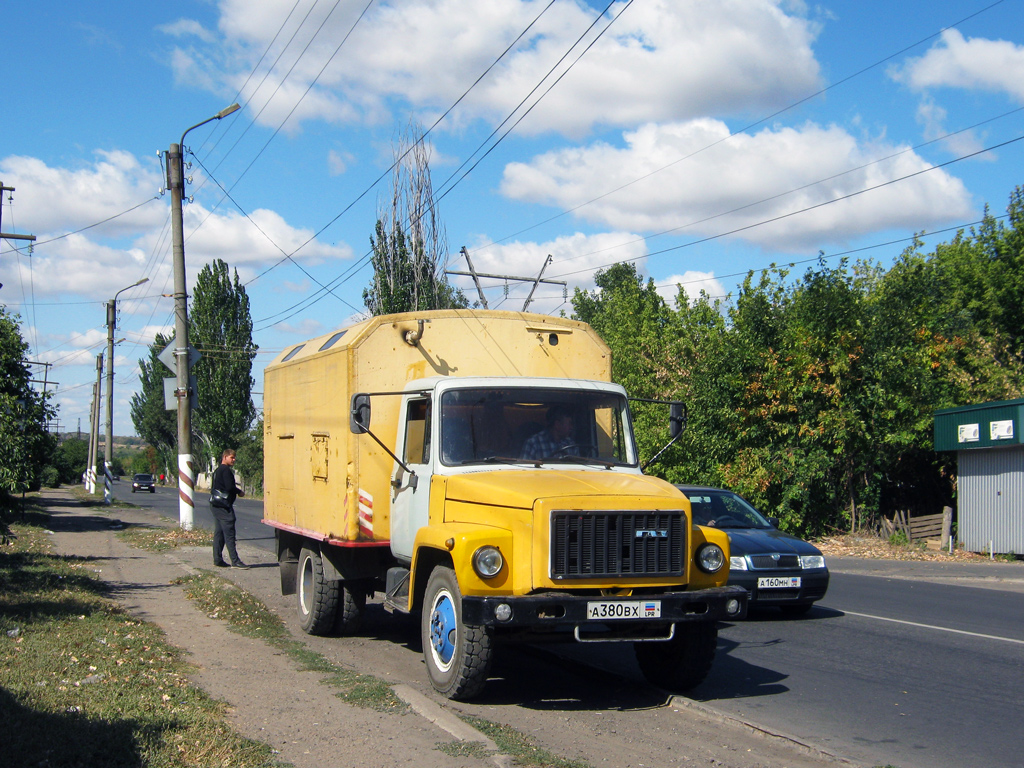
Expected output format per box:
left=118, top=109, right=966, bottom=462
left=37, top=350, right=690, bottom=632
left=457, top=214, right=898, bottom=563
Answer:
left=421, top=567, right=493, bottom=700
left=297, top=546, right=339, bottom=635
left=334, top=580, right=367, bottom=636
left=634, top=621, right=717, bottom=691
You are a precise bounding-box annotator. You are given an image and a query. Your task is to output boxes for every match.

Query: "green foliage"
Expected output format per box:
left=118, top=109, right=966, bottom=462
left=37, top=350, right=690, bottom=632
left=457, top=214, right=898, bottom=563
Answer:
left=233, top=419, right=264, bottom=493
left=363, top=218, right=468, bottom=315
left=129, top=333, right=177, bottom=474
left=188, top=259, right=257, bottom=470
left=52, top=438, right=89, bottom=485
left=363, top=125, right=467, bottom=316
left=572, top=187, right=1024, bottom=537
left=0, top=514, right=280, bottom=768
left=0, top=308, right=56, bottom=495
left=128, top=450, right=157, bottom=476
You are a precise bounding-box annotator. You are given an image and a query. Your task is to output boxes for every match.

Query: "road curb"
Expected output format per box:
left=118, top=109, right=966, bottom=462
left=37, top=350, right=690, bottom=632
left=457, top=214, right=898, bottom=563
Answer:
left=393, top=685, right=512, bottom=768
left=667, top=695, right=861, bottom=766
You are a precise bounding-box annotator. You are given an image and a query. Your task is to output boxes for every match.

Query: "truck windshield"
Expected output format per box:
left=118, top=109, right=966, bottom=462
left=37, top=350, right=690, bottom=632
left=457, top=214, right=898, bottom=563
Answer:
left=439, top=387, right=635, bottom=466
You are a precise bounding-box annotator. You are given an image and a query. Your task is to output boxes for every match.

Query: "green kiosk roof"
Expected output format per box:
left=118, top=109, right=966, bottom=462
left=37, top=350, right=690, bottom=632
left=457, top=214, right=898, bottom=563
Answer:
left=934, top=398, right=1024, bottom=451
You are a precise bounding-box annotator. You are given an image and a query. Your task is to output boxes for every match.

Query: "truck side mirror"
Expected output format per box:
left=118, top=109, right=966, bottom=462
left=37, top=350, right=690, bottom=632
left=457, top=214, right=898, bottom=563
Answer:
left=669, top=402, right=687, bottom=439
left=350, top=393, right=371, bottom=434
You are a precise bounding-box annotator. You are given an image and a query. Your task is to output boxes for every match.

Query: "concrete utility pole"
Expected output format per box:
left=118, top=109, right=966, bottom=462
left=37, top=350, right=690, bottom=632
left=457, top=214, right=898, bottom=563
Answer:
left=0, top=182, right=37, bottom=252
left=87, top=353, right=103, bottom=494
left=167, top=103, right=240, bottom=530
left=104, top=278, right=149, bottom=504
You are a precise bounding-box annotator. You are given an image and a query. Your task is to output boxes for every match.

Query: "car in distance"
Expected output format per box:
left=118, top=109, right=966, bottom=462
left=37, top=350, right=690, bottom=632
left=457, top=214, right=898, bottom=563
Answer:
left=676, top=485, right=829, bottom=616
left=131, top=473, right=156, bottom=493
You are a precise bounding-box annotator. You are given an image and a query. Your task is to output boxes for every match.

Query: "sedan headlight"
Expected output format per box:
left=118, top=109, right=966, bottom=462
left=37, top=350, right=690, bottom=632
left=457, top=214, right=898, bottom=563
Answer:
left=800, top=555, right=825, bottom=570
left=472, top=546, right=504, bottom=579
left=729, top=555, right=748, bottom=571
left=696, top=543, right=725, bottom=574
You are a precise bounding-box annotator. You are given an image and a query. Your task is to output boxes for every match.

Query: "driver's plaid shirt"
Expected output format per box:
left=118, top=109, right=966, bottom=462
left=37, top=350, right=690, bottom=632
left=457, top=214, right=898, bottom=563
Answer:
left=520, top=430, right=573, bottom=459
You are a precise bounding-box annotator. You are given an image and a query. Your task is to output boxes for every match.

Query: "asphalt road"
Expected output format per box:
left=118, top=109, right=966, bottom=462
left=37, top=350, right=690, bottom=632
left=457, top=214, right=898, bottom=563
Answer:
left=112, top=484, right=1024, bottom=768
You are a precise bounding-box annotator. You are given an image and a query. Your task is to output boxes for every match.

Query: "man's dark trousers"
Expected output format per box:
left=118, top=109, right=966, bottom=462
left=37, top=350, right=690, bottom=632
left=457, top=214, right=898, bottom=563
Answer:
left=212, top=505, right=241, bottom=565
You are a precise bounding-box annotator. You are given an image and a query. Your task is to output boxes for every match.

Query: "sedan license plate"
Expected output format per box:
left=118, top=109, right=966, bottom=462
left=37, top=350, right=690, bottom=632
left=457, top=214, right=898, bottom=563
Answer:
left=587, top=600, right=662, bottom=620
left=758, top=576, right=801, bottom=589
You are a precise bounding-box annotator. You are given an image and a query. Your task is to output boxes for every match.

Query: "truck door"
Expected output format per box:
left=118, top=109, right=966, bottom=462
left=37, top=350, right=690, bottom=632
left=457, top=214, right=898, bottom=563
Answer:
left=390, top=396, right=432, bottom=561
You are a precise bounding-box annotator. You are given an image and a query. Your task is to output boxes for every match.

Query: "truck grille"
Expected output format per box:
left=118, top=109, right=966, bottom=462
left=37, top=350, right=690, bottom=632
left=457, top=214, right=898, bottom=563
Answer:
left=550, top=510, right=686, bottom=579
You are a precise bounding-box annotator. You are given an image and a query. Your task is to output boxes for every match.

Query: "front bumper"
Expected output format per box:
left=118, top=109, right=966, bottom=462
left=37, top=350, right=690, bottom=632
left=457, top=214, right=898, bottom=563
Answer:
left=730, top=569, right=830, bottom=606
left=461, top=585, right=747, bottom=630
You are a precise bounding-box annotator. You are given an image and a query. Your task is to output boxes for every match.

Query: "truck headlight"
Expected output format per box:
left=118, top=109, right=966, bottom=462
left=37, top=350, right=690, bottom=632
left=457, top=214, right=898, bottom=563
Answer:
left=696, top=544, right=725, bottom=574
left=472, top=546, right=504, bottom=579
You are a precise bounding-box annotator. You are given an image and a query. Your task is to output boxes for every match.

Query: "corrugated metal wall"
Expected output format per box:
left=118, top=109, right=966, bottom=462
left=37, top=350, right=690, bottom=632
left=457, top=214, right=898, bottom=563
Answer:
left=959, top=446, right=1024, bottom=555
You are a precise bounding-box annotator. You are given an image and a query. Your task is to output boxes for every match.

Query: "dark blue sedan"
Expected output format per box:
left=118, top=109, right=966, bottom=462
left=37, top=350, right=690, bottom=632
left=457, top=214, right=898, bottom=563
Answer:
left=676, top=485, right=829, bottom=616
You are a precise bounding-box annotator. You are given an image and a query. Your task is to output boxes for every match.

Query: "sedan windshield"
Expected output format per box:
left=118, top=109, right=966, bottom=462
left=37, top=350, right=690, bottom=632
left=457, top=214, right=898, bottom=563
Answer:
left=439, top=387, right=635, bottom=466
left=684, top=490, right=773, bottom=529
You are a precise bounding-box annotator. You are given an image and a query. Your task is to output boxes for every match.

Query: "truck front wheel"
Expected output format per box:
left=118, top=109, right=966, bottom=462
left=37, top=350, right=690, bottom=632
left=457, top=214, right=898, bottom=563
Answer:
left=421, top=567, right=493, bottom=700
left=634, top=621, right=717, bottom=691
left=297, top=546, right=339, bottom=636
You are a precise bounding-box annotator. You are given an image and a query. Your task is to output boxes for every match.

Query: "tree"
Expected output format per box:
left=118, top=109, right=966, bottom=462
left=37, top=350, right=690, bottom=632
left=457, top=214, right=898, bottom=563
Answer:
left=364, top=124, right=467, bottom=315
left=572, top=263, right=680, bottom=466
left=190, top=259, right=257, bottom=468
left=52, top=438, right=89, bottom=484
left=130, top=332, right=177, bottom=476
left=0, top=308, right=56, bottom=497
left=234, top=418, right=264, bottom=494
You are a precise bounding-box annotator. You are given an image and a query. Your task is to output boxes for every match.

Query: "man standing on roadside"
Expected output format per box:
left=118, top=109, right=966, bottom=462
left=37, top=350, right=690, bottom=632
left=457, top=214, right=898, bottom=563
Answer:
left=211, top=448, right=248, bottom=569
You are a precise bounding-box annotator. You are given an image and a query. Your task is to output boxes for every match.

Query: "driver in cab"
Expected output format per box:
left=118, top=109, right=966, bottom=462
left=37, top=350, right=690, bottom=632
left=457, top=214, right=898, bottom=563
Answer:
left=520, top=406, right=576, bottom=459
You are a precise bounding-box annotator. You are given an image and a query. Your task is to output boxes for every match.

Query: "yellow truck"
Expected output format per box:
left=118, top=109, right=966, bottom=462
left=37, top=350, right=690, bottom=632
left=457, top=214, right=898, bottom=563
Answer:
left=263, top=310, right=746, bottom=699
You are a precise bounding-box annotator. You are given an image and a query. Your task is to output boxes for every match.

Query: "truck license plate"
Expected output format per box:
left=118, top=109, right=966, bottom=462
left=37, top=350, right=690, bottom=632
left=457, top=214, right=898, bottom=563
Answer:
left=587, top=600, right=661, bottom=620
left=758, top=576, right=801, bottom=589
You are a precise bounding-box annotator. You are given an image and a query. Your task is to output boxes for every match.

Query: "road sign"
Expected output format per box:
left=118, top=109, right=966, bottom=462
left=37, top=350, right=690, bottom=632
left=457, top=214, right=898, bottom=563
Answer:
left=164, top=376, right=199, bottom=410
left=158, top=339, right=201, bottom=374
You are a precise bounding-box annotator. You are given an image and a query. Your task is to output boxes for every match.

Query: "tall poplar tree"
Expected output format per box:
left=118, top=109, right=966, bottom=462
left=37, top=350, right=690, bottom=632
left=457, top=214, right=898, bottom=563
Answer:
left=190, top=259, right=257, bottom=468
left=129, top=332, right=177, bottom=476
left=364, top=124, right=467, bottom=315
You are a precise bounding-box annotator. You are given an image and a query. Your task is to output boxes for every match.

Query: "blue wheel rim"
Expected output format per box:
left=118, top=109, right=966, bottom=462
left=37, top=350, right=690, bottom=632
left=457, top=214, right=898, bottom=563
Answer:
left=429, top=590, right=457, bottom=670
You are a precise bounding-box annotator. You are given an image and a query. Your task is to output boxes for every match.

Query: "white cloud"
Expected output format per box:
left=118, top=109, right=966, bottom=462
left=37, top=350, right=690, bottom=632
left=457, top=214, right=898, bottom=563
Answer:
left=459, top=231, right=648, bottom=314
left=327, top=149, right=351, bottom=176
left=0, top=151, right=354, bottom=301
left=276, top=317, right=326, bottom=338
left=173, top=202, right=354, bottom=277
left=892, top=29, right=1024, bottom=102
left=159, top=18, right=217, bottom=43
left=499, top=119, right=974, bottom=252
left=915, top=98, right=988, bottom=159
left=658, top=271, right=727, bottom=307
left=175, top=0, right=822, bottom=136
left=0, top=151, right=164, bottom=236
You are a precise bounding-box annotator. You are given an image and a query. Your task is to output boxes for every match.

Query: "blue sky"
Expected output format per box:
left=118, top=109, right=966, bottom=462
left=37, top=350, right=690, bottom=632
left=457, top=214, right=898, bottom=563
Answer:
left=2, top=0, right=1022, bottom=438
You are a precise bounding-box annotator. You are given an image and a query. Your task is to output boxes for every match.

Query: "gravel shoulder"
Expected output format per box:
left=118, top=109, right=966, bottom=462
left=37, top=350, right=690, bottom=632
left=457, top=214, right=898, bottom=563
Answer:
left=41, top=488, right=861, bottom=768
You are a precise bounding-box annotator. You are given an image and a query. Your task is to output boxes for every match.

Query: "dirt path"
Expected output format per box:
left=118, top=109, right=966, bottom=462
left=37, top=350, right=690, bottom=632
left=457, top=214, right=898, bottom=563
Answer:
left=40, top=489, right=854, bottom=768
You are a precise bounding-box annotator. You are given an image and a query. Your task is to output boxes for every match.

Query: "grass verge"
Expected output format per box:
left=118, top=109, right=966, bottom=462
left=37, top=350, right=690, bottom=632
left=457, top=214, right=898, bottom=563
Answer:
left=119, top=525, right=213, bottom=552
left=458, top=715, right=591, bottom=768
left=173, top=573, right=595, bottom=767
left=0, top=502, right=286, bottom=768
left=173, top=572, right=406, bottom=713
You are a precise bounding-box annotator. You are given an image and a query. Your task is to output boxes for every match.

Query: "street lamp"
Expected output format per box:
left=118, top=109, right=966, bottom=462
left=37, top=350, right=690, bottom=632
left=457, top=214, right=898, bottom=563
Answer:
left=167, top=102, right=240, bottom=530
left=103, top=277, right=149, bottom=503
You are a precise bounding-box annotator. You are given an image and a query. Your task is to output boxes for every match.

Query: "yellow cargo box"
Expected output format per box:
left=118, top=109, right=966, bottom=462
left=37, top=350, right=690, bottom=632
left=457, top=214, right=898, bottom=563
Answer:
left=263, top=310, right=611, bottom=544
